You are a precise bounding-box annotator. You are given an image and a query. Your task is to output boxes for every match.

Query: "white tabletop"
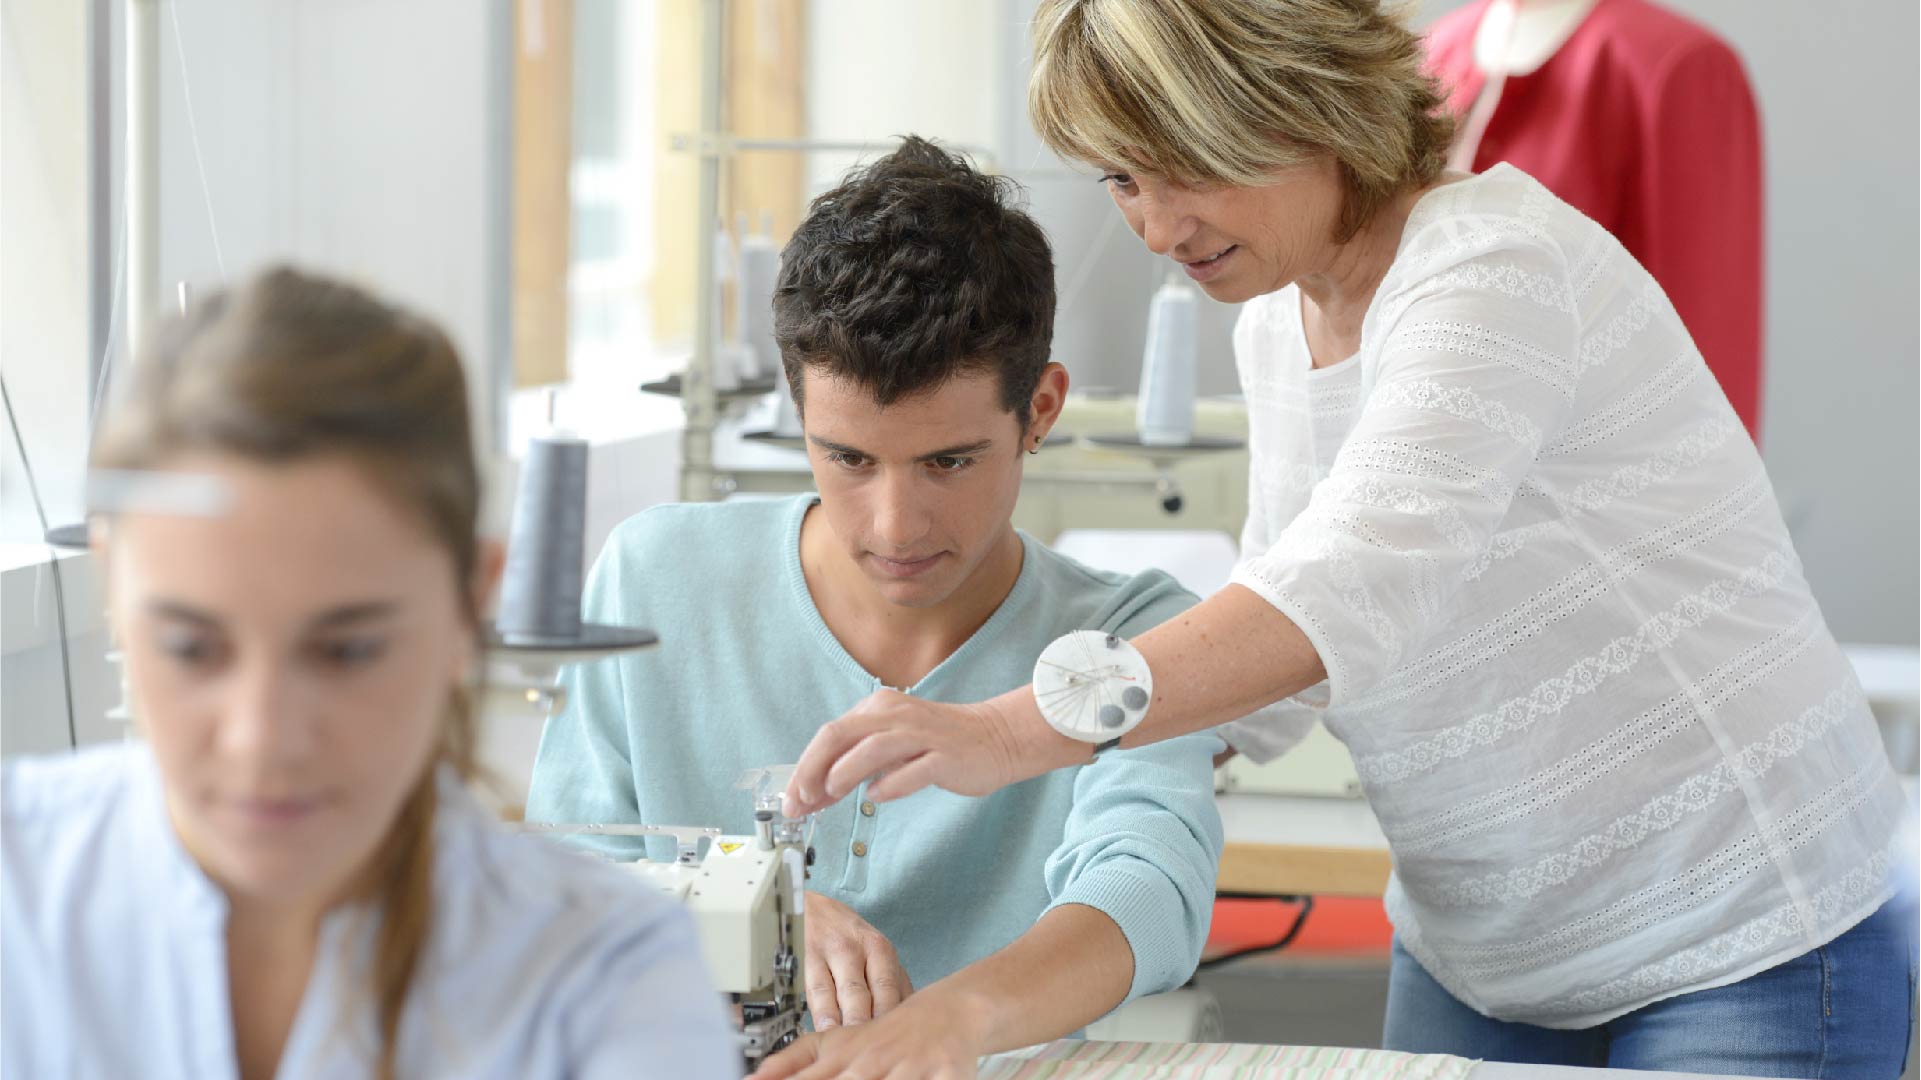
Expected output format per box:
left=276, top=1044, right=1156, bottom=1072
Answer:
left=1218, top=792, right=1389, bottom=850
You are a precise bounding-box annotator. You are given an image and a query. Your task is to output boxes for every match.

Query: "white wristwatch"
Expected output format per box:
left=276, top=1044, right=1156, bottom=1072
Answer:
left=1032, top=630, right=1153, bottom=755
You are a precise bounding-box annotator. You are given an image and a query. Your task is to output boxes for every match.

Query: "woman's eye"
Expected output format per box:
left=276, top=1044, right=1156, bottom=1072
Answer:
left=315, top=638, right=387, bottom=669
left=159, top=632, right=224, bottom=667
left=1099, top=172, right=1135, bottom=190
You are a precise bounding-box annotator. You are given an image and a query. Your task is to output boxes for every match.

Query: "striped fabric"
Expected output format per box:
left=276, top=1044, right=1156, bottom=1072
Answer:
left=980, top=1040, right=1473, bottom=1079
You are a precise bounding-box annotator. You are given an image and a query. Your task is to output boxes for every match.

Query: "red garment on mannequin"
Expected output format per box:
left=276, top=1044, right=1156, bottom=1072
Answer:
left=1425, top=0, right=1765, bottom=439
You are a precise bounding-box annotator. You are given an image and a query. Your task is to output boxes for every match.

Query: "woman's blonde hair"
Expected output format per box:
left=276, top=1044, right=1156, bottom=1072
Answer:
left=93, top=266, right=482, bottom=1080
left=1029, top=0, right=1455, bottom=239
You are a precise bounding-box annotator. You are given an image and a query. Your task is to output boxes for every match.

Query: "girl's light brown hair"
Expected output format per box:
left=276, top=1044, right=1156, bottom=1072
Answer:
left=92, top=265, right=481, bottom=1080
left=1028, top=0, right=1455, bottom=240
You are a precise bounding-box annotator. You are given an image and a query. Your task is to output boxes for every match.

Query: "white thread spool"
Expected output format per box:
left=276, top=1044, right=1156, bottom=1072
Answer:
left=1136, top=272, right=1198, bottom=446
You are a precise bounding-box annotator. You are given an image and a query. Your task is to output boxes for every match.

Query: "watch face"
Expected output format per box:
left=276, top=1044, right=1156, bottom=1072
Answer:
left=1033, top=630, right=1154, bottom=742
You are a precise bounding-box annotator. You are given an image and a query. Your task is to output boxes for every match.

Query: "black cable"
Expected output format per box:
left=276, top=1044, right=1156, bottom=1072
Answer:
left=1194, top=894, right=1316, bottom=972
left=1, top=371, right=81, bottom=751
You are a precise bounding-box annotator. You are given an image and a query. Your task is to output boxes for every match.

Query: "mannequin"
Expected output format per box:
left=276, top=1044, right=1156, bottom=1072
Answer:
left=1426, top=0, right=1765, bottom=440
left=1472, top=0, right=1602, bottom=75
left=1449, top=0, right=1605, bottom=172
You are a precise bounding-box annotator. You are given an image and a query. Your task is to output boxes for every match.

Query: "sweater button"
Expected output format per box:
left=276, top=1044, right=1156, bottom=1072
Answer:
left=860, top=801, right=876, bottom=817
left=851, top=841, right=869, bottom=858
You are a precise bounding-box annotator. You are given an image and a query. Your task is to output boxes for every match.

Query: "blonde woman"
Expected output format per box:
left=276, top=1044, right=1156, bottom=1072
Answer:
left=782, top=1, right=1916, bottom=1075
left=2, top=269, right=740, bottom=1079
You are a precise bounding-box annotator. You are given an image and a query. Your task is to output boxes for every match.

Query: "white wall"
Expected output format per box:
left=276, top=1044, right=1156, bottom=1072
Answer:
left=155, top=0, right=509, bottom=451
left=1678, top=0, right=1918, bottom=648
left=803, top=0, right=1003, bottom=196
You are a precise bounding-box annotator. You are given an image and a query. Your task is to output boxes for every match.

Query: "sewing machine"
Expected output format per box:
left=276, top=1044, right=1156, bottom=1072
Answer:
left=520, top=769, right=812, bottom=1072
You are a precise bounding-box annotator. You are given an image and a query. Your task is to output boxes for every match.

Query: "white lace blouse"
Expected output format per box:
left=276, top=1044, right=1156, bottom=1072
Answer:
left=1219, top=163, right=1906, bottom=1028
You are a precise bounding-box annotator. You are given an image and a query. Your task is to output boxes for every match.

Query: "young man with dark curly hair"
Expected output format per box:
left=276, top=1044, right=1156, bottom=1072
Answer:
left=526, top=137, right=1223, bottom=1076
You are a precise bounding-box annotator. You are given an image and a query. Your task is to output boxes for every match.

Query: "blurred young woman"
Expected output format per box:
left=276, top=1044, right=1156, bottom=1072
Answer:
left=1, top=268, right=740, bottom=1080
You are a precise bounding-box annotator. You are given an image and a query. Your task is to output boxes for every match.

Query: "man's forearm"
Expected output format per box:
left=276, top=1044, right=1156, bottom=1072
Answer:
left=914, top=903, right=1134, bottom=1055
left=993, top=583, right=1327, bottom=768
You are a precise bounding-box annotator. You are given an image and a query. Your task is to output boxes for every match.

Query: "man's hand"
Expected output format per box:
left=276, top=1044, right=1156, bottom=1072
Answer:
left=749, top=994, right=987, bottom=1080
left=804, top=892, right=913, bottom=1029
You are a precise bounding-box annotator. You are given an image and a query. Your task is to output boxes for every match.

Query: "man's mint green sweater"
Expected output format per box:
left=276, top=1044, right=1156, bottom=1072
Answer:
left=525, top=496, right=1223, bottom=1002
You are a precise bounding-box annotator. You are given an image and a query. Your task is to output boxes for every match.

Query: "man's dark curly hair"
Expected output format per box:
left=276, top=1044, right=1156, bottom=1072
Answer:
left=772, top=135, right=1056, bottom=429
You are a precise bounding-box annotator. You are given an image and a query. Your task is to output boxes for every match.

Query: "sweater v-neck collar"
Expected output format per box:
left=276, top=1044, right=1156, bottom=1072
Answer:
left=780, top=495, right=1039, bottom=696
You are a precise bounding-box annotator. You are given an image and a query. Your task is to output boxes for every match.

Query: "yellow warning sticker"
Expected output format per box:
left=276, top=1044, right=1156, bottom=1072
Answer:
left=718, top=842, right=745, bottom=855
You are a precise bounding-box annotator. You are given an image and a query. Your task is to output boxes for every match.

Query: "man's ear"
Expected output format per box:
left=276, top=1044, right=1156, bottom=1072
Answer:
left=1025, top=362, right=1070, bottom=449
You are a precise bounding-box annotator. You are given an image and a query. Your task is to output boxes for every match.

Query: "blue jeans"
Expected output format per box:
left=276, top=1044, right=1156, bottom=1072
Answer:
left=1383, top=899, right=1918, bottom=1077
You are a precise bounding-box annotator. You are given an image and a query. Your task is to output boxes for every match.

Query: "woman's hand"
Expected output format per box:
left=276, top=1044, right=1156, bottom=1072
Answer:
left=782, top=690, right=1018, bottom=816
left=783, top=688, right=1080, bottom=816
left=803, top=892, right=913, bottom=1029
left=749, top=993, right=988, bottom=1080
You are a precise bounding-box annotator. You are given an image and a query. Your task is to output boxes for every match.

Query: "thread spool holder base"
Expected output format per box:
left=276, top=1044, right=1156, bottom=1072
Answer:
left=1082, top=431, right=1246, bottom=462
left=486, top=623, right=659, bottom=680
left=1081, top=432, right=1246, bottom=516
left=642, top=374, right=781, bottom=401
left=43, top=522, right=90, bottom=549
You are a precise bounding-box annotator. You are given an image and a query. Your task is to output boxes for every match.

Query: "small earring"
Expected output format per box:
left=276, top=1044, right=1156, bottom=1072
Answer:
left=1028, top=436, right=1045, bottom=455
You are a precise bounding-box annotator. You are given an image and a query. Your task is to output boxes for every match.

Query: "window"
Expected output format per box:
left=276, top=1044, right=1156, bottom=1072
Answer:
left=512, top=0, right=1006, bottom=437
left=1, top=0, right=95, bottom=543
